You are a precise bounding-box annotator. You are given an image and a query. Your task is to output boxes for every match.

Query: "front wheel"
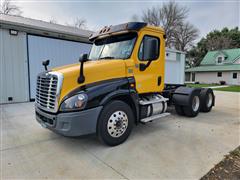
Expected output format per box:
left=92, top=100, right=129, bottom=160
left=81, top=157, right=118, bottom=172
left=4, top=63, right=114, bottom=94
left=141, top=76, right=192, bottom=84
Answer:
left=97, top=100, right=134, bottom=146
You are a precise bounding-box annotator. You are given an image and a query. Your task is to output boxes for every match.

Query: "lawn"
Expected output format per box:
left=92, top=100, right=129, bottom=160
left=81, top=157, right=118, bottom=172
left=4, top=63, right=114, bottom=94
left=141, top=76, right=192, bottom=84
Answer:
left=186, top=83, right=218, bottom=88
left=186, top=83, right=240, bottom=92
left=214, top=86, right=240, bottom=92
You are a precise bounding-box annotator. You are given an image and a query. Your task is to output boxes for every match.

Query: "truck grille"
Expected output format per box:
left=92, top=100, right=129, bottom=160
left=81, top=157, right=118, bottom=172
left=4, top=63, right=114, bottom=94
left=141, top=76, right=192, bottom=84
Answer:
left=35, top=72, right=63, bottom=112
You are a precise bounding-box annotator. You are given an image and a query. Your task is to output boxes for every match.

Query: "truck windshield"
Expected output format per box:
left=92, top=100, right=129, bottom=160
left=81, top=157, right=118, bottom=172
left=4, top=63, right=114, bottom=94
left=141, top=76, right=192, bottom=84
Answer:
left=88, top=32, right=137, bottom=60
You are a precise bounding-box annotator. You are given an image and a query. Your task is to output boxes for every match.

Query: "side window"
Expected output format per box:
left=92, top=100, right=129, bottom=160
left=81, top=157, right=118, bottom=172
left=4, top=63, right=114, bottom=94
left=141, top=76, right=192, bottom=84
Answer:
left=138, top=35, right=160, bottom=61
left=217, top=72, right=222, bottom=77
left=233, top=73, right=237, bottom=79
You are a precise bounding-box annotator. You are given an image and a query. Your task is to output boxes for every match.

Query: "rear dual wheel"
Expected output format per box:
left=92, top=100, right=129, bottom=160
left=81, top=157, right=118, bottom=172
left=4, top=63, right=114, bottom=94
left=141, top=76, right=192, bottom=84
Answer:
left=174, top=88, right=214, bottom=117
left=182, top=93, right=200, bottom=117
left=200, top=88, right=214, bottom=112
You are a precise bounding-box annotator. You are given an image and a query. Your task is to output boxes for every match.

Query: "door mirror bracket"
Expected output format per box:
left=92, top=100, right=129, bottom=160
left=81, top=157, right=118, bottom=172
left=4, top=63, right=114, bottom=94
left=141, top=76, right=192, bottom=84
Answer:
left=139, top=60, right=152, bottom=71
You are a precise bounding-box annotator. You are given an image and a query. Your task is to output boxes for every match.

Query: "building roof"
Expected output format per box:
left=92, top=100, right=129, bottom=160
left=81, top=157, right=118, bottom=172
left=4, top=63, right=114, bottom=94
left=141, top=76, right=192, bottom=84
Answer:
left=185, top=64, right=240, bottom=72
left=0, top=14, right=93, bottom=43
left=201, top=48, right=240, bottom=65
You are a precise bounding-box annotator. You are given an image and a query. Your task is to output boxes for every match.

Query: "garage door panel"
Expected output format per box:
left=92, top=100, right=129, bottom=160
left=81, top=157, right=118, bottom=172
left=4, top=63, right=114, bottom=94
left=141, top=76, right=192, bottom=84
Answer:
left=0, top=29, right=29, bottom=103
left=28, top=35, right=91, bottom=99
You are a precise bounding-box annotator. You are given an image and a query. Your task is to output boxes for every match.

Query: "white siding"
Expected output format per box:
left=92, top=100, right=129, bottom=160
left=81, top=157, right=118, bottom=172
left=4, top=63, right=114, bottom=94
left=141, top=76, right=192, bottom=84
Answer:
left=195, top=71, right=240, bottom=85
left=0, top=29, right=29, bottom=103
left=28, top=35, right=92, bottom=99
left=165, top=49, right=185, bottom=85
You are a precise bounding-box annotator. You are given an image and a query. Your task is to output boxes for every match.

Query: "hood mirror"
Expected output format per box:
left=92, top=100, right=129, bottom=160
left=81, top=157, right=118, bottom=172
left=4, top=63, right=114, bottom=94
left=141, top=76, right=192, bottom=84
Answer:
left=42, top=59, right=50, bottom=71
left=79, top=53, right=88, bottom=62
left=78, top=54, right=88, bottom=84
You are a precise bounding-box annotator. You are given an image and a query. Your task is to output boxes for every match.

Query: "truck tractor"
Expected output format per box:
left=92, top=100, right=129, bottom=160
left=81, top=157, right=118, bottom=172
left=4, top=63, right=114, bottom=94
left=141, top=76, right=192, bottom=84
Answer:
left=35, top=22, right=215, bottom=146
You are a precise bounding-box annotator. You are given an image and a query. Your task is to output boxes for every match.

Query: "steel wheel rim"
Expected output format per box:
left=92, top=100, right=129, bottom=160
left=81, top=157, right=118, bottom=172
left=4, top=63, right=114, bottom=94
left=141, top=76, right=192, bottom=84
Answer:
left=206, top=93, right=213, bottom=108
left=192, top=96, right=200, bottom=112
left=107, top=111, right=128, bottom=138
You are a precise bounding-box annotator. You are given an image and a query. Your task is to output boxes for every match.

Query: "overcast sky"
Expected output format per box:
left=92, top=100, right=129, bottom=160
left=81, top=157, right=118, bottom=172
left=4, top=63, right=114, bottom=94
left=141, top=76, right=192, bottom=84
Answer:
left=14, top=0, right=239, bottom=41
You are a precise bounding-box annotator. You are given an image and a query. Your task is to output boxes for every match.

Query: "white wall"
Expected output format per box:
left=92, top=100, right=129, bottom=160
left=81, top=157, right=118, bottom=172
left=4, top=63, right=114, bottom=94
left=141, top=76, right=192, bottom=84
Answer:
left=195, top=71, right=240, bottom=85
left=0, top=29, right=29, bottom=103
left=28, top=35, right=92, bottom=99
left=165, top=49, right=185, bottom=85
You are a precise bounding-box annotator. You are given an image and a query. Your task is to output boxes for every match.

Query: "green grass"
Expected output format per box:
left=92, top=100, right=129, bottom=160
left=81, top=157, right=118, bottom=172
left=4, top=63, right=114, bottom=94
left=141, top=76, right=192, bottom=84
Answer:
left=214, top=86, right=240, bottom=92
left=186, top=83, right=219, bottom=88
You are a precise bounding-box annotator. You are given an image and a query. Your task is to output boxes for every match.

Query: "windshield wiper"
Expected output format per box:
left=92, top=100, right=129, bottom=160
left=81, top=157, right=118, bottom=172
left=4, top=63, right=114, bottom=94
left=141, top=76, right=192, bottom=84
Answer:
left=99, top=56, right=115, bottom=59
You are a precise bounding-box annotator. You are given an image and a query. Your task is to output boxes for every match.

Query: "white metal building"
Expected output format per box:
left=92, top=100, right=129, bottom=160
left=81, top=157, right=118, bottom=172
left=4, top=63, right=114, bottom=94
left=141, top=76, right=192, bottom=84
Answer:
left=0, top=14, right=92, bottom=103
left=165, top=48, right=186, bottom=85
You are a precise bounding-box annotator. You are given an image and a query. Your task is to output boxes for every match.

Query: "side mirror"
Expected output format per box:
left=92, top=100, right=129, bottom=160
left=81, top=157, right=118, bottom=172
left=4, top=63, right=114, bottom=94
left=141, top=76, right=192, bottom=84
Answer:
left=142, top=38, right=158, bottom=61
left=42, top=59, right=50, bottom=71
left=79, top=53, right=88, bottom=62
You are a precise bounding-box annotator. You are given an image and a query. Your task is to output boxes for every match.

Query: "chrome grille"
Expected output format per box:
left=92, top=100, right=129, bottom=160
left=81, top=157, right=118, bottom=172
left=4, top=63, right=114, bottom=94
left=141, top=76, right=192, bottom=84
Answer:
left=35, top=72, right=63, bottom=112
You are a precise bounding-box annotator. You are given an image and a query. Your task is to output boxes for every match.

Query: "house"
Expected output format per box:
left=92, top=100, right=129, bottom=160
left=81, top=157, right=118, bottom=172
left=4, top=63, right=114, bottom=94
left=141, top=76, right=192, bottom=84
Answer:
left=185, top=48, right=240, bottom=85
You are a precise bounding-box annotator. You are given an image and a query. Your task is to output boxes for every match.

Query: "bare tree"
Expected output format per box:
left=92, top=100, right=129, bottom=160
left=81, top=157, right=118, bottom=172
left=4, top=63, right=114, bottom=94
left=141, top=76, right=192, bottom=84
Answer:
left=130, top=14, right=139, bottom=22
left=174, top=22, right=199, bottom=51
left=73, top=18, right=87, bottom=29
left=49, top=18, right=57, bottom=24
left=142, top=1, right=189, bottom=47
left=0, top=0, right=22, bottom=15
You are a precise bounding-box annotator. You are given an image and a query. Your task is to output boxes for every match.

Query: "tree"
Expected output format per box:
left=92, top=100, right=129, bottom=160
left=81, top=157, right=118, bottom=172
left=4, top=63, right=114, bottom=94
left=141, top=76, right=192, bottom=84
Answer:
left=187, top=27, right=240, bottom=66
left=130, top=14, right=139, bottom=22
left=174, top=22, right=198, bottom=51
left=0, top=0, right=22, bottom=15
left=73, top=18, right=87, bottom=29
left=140, top=1, right=198, bottom=50
left=49, top=18, right=57, bottom=24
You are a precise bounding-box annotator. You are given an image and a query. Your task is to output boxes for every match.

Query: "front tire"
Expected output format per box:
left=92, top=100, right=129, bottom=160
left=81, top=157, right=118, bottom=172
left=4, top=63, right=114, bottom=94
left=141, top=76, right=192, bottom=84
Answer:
left=97, top=100, right=134, bottom=146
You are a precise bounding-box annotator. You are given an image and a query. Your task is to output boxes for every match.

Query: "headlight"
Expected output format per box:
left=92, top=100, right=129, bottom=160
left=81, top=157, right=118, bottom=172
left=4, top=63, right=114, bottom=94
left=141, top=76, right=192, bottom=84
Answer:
left=60, top=93, right=88, bottom=111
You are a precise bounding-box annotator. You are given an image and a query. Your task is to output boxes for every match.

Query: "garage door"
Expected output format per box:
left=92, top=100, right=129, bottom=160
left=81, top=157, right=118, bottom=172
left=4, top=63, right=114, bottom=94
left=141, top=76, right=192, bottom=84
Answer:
left=0, top=29, right=29, bottom=103
left=28, top=35, right=92, bottom=99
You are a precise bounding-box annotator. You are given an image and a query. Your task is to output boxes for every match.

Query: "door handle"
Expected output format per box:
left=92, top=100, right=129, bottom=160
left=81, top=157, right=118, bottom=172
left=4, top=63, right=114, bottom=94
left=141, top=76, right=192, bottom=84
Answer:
left=158, top=76, right=161, bottom=86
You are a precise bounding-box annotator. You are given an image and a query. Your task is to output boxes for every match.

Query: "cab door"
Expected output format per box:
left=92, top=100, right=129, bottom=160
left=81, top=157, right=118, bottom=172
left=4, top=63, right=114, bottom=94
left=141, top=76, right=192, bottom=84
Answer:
left=132, top=30, right=165, bottom=94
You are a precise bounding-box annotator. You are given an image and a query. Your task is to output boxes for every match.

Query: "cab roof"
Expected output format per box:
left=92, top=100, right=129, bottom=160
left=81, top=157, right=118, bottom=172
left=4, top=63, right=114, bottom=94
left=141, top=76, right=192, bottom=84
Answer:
left=89, top=22, right=164, bottom=41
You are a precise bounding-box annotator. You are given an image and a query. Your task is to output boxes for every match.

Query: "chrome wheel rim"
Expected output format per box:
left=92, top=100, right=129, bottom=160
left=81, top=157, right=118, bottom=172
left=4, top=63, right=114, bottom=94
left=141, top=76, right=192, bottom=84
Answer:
left=206, top=93, right=213, bottom=108
left=192, top=96, right=200, bottom=112
left=107, top=111, right=128, bottom=138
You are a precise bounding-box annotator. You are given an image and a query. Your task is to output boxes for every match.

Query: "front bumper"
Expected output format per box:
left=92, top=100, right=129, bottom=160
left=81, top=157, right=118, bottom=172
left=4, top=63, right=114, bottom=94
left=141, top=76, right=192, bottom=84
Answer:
left=35, top=106, right=103, bottom=137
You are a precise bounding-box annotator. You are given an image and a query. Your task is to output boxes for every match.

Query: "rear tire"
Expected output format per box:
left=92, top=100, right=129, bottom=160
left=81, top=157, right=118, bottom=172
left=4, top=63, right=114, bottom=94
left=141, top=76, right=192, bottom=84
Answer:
left=183, top=92, right=201, bottom=117
left=175, top=105, right=185, bottom=116
left=200, top=88, right=214, bottom=112
left=97, top=100, right=134, bottom=146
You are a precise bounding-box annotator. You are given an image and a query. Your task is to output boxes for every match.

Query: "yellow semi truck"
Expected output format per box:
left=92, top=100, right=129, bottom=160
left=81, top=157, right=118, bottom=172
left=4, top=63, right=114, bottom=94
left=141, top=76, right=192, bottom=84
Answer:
left=35, top=22, right=215, bottom=146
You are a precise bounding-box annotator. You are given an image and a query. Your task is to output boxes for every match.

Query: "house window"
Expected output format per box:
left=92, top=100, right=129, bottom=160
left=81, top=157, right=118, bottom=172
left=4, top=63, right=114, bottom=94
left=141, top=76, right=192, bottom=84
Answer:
left=217, top=72, right=222, bottom=77
left=233, top=73, right=237, bottom=79
left=217, top=56, right=223, bottom=64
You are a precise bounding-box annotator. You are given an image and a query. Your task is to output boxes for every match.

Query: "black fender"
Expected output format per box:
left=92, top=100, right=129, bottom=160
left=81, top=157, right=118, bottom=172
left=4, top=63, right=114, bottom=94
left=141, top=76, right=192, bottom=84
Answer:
left=172, top=86, right=201, bottom=106
left=61, top=77, right=139, bottom=121
left=99, top=89, right=140, bottom=123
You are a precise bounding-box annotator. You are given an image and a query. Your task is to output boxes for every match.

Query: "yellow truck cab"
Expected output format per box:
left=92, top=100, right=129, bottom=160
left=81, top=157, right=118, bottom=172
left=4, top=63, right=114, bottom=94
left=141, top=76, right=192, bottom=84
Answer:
left=35, top=22, right=215, bottom=146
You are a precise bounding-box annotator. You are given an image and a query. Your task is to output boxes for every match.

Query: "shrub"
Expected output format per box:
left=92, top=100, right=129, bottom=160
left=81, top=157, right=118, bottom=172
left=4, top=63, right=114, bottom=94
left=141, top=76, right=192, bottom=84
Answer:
left=220, top=81, right=226, bottom=85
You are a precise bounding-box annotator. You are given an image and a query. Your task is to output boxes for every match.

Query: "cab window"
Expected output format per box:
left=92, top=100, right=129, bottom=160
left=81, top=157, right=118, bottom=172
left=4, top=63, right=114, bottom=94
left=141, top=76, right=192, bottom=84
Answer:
left=138, top=35, right=160, bottom=61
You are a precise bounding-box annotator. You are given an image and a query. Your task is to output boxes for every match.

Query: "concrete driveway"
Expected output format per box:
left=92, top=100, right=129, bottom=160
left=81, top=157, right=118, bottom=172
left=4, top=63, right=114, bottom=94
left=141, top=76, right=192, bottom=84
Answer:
left=1, top=91, right=239, bottom=179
